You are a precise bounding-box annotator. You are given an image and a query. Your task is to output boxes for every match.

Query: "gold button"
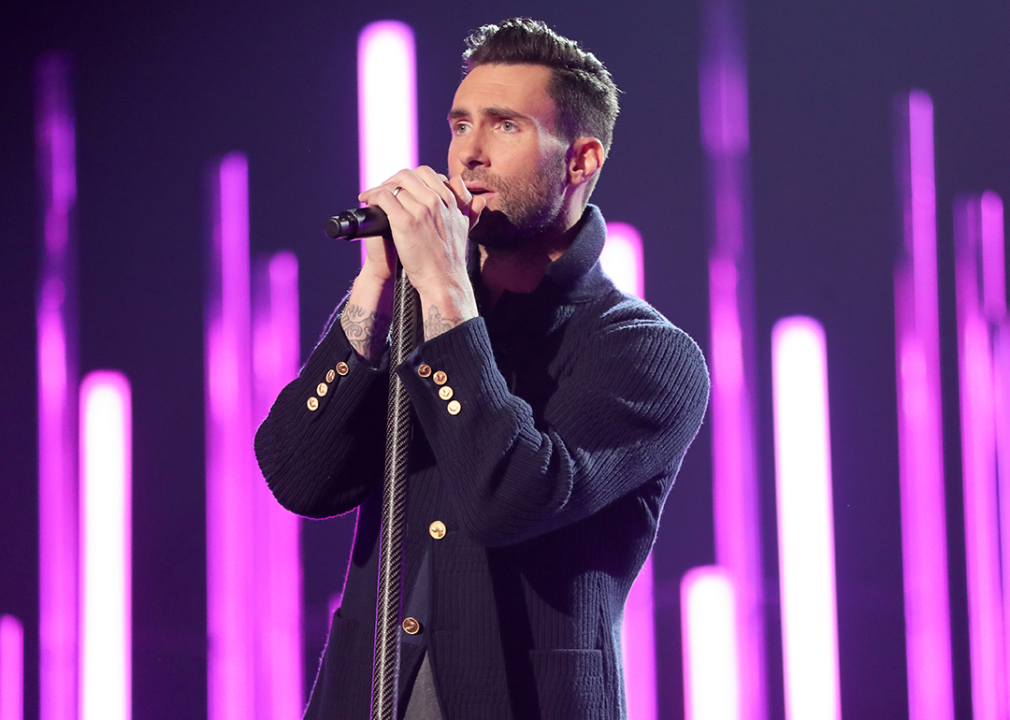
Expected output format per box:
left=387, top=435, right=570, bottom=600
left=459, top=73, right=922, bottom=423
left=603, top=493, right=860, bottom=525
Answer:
left=429, top=520, right=446, bottom=539
left=438, top=386, right=453, bottom=401
left=317, top=382, right=328, bottom=397
left=433, top=371, right=447, bottom=385
left=307, top=397, right=319, bottom=411
left=402, top=617, right=420, bottom=635
left=336, top=362, right=349, bottom=376
left=418, top=364, right=432, bottom=378
left=447, top=400, right=461, bottom=416
left=326, top=369, right=336, bottom=383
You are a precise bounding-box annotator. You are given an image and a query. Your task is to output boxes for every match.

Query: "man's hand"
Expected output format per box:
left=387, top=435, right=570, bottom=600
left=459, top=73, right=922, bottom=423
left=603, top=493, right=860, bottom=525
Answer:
left=357, top=167, right=484, bottom=341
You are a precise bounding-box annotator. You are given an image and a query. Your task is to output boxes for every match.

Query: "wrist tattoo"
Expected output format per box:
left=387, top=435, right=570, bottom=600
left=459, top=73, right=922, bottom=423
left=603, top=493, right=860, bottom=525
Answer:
left=424, top=305, right=465, bottom=340
left=341, top=303, right=391, bottom=359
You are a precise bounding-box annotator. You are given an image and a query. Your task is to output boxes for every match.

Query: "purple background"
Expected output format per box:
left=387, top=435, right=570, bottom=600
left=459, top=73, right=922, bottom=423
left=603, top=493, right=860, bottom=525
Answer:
left=2, top=0, right=1009, bottom=717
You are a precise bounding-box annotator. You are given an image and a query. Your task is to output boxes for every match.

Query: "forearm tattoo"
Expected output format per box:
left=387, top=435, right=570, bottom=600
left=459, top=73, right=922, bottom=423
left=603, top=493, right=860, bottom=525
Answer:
left=341, top=303, right=391, bottom=360
left=424, top=305, right=465, bottom=340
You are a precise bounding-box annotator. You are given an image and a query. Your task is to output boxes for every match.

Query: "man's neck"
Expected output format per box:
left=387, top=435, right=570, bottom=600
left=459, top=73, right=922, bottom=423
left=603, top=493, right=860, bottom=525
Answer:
left=477, top=216, right=582, bottom=306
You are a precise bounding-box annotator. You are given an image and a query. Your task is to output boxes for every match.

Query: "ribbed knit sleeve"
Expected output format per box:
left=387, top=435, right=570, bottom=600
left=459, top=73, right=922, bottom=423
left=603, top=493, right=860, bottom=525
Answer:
left=395, top=306, right=710, bottom=547
left=254, top=313, right=390, bottom=518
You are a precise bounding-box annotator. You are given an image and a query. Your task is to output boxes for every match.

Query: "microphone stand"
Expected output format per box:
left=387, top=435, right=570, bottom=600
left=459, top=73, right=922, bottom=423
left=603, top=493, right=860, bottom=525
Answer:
left=371, top=257, right=420, bottom=720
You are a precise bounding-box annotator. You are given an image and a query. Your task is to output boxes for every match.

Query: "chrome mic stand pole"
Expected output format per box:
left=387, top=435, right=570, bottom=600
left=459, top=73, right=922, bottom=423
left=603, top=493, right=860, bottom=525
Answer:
left=325, top=209, right=420, bottom=720
left=370, top=258, right=419, bottom=720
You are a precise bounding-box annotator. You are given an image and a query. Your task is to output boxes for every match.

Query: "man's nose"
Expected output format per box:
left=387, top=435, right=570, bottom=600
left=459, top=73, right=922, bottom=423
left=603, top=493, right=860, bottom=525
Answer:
left=456, top=130, right=487, bottom=168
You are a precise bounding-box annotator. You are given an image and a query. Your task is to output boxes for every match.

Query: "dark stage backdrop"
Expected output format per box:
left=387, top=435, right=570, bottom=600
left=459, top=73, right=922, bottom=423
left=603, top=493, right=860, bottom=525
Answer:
left=2, top=0, right=1008, bottom=718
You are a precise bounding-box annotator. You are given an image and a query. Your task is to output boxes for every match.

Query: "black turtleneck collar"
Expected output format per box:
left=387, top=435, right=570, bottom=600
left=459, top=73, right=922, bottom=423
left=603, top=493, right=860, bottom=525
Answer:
left=467, top=204, right=611, bottom=311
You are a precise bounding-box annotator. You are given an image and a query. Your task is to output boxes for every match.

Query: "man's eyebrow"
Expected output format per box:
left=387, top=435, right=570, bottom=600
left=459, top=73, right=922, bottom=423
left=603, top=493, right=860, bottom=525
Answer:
left=447, top=106, right=532, bottom=123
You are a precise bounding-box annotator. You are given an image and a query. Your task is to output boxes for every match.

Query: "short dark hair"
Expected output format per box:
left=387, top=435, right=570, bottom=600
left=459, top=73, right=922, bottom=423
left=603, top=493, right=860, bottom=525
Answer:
left=462, top=18, right=620, bottom=157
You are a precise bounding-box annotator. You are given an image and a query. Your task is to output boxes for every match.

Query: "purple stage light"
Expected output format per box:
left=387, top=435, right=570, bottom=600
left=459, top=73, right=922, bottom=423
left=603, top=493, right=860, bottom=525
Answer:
left=979, top=193, right=1006, bottom=319
left=206, top=152, right=256, bottom=720
left=601, top=221, right=654, bottom=720
left=954, top=191, right=1009, bottom=719
left=983, top=195, right=1010, bottom=705
left=207, top=157, right=306, bottom=719
left=0, top=616, right=24, bottom=720
left=699, top=2, right=764, bottom=717
left=79, top=372, right=132, bottom=720
left=772, top=317, right=840, bottom=720
left=681, top=567, right=740, bottom=720
left=251, top=252, right=304, bottom=718
left=893, top=90, right=955, bottom=720
left=35, top=51, right=79, bottom=720
left=357, top=21, right=417, bottom=265
left=602, top=222, right=645, bottom=298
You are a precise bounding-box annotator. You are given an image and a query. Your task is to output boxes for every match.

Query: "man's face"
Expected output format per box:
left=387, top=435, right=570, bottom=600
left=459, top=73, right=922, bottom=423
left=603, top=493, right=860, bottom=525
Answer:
left=447, top=63, right=570, bottom=249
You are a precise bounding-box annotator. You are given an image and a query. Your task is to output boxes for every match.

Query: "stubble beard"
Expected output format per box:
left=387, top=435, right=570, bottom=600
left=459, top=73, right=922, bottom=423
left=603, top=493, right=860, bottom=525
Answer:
left=465, top=148, right=568, bottom=253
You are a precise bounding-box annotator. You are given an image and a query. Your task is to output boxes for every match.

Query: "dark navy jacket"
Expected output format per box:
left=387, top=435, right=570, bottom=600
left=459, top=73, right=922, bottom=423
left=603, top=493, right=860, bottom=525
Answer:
left=255, top=206, right=710, bottom=720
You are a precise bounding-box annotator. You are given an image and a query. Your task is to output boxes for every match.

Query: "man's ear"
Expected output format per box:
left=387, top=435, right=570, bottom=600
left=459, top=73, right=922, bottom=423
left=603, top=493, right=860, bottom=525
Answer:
left=566, top=137, right=605, bottom=187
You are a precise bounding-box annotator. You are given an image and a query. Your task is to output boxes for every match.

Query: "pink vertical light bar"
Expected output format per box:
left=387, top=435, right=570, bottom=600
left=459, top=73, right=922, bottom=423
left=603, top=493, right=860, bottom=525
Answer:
left=699, top=2, right=763, bottom=718
left=206, top=152, right=256, bottom=720
left=954, top=192, right=1008, bottom=719
left=681, top=567, right=740, bottom=720
left=603, top=222, right=654, bottom=720
left=251, top=252, right=304, bottom=718
left=893, top=90, right=954, bottom=720
left=602, top=222, right=645, bottom=298
left=772, top=317, right=840, bottom=720
left=357, top=21, right=417, bottom=265
left=982, top=195, right=1010, bottom=701
left=0, top=615, right=24, bottom=720
left=35, top=51, right=79, bottom=720
left=979, top=193, right=1006, bottom=319
left=79, top=371, right=132, bottom=720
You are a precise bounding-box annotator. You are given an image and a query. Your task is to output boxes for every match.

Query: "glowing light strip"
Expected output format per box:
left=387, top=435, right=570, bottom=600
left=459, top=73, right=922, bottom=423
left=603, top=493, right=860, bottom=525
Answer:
left=772, top=317, right=840, bottom=720
left=980, top=193, right=1006, bottom=319
left=681, top=567, right=740, bottom=720
left=358, top=21, right=417, bottom=265
left=893, top=90, right=954, bottom=720
left=0, top=616, right=24, bottom=720
left=954, top=192, right=1009, bottom=719
left=602, top=222, right=645, bottom=298
left=35, top=51, right=79, bottom=720
left=251, top=252, right=304, bottom=717
left=206, top=152, right=256, bottom=720
left=699, top=2, right=763, bottom=717
left=602, top=222, right=654, bottom=720
left=79, top=372, right=132, bottom=720
left=984, top=195, right=1010, bottom=706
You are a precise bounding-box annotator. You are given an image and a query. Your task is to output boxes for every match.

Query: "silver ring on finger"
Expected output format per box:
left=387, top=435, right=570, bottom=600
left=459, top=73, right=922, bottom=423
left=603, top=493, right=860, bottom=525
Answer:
left=392, top=186, right=403, bottom=197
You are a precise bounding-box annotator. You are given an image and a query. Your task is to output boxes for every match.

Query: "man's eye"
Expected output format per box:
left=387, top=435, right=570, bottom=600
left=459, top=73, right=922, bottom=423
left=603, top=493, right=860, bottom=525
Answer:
left=501, top=121, right=517, bottom=132
left=453, top=123, right=470, bottom=134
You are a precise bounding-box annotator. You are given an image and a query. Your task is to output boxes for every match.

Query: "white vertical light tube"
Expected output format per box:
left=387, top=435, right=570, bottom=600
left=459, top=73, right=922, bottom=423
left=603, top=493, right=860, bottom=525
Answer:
left=79, top=371, right=132, bottom=720
left=681, top=567, right=740, bottom=720
left=0, top=615, right=24, bottom=720
left=602, top=222, right=645, bottom=298
left=772, top=317, right=841, bottom=720
left=357, top=21, right=417, bottom=265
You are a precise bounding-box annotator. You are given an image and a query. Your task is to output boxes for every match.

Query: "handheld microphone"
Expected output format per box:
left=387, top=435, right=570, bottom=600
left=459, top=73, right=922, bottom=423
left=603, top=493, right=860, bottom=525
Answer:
left=324, top=206, right=389, bottom=240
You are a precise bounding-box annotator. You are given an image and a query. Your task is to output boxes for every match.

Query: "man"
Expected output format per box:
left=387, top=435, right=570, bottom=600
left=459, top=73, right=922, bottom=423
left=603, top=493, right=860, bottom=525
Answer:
left=255, top=17, right=709, bottom=720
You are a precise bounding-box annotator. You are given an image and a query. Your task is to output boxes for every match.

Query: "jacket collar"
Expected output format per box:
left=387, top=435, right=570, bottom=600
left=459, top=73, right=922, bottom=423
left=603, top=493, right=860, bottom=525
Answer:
left=469, top=204, right=612, bottom=311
